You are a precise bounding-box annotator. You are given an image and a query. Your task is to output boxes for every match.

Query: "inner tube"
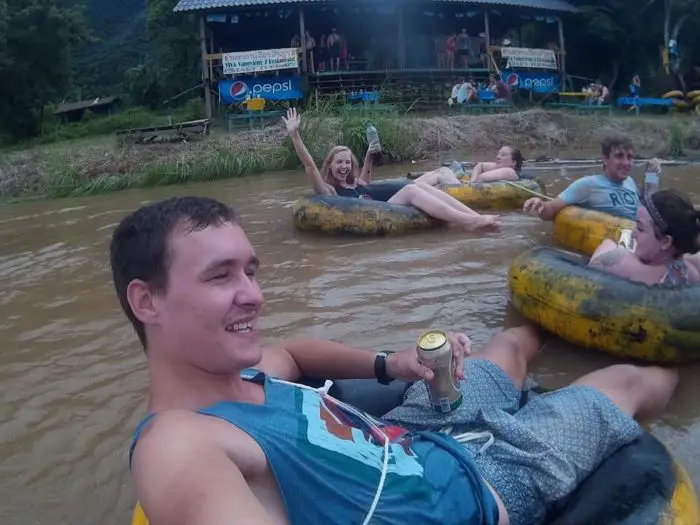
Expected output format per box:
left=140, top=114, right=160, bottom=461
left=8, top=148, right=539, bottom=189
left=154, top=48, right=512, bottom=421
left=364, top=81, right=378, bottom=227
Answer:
left=554, top=206, right=634, bottom=256
left=443, top=178, right=546, bottom=210
left=508, top=246, right=700, bottom=363
left=130, top=377, right=699, bottom=525
left=292, top=194, right=440, bottom=235
left=662, top=90, right=684, bottom=99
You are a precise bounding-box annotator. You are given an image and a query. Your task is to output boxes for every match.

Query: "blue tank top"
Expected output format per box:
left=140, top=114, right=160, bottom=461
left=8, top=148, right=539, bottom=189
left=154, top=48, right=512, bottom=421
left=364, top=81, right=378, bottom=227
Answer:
left=130, top=370, right=499, bottom=525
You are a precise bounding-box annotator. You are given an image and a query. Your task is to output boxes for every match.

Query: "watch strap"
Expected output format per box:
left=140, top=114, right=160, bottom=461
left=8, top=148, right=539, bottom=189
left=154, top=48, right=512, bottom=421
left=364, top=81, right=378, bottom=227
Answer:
left=374, top=352, right=394, bottom=385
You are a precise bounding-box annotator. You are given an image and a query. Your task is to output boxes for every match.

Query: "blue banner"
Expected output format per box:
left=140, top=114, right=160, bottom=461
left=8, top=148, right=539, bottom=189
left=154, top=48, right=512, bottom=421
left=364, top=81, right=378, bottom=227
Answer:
left=503, top=71, right=560, bottom=94
left=219, top=76, right=303, bottom=103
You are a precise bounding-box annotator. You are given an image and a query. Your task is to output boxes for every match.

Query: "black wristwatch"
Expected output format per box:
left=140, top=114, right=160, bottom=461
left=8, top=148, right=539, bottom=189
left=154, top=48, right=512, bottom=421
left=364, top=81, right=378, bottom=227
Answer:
left=374, top=352, right=395, bottom=385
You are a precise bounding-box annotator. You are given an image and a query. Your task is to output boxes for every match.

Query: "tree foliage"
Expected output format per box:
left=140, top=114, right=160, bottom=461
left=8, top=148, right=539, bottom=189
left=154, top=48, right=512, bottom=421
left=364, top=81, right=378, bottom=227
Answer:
left=0, top=0, right=88, bottom=140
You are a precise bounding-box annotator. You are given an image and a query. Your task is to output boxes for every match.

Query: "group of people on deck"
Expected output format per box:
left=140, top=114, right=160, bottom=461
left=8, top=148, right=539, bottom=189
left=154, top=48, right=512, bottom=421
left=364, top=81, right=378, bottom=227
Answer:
left=117, top=111, right=697, bottom=525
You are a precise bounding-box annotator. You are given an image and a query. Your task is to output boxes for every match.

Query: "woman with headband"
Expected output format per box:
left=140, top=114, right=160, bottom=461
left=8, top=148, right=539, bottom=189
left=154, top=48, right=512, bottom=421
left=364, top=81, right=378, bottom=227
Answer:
left=587, top=189, right=700, bottom=285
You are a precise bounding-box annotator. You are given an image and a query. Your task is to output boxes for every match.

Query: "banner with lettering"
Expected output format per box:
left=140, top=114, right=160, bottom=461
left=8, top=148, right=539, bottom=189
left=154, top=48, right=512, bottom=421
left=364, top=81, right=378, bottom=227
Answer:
left=500, top=47, right=558, bottom=70
left=222, top=48, right=299, bottom=75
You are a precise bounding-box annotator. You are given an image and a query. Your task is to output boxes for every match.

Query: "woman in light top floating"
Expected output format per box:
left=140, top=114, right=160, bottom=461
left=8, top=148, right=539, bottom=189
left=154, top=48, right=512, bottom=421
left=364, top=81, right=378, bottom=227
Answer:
left=283, top=108, right=501, bottom=232
left=469, top=146, right=525, bottom=183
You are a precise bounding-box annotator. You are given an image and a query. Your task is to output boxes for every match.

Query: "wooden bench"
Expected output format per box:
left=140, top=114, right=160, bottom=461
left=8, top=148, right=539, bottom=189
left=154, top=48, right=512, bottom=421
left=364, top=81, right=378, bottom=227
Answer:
left=227, top=110, right=285, bottom=131
left=547, top=102, right=612, bottom=115
left=116, top=119, right=211, bottom=144
left=458, top=102, right=515, bottom=115
left=344, top=103, right=398, bottom=114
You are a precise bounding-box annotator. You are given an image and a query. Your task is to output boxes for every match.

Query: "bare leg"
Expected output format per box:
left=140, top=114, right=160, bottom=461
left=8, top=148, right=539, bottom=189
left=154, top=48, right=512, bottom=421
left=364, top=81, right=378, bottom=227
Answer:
left=414, top=181, right=480, bottom=216
left=413, top=167, right=462, bottom=187
left=389, top=184, right=500, bottom=231
left=573, top=364, right=678, bottom=421
left=471, top=324, right=543, bottom=390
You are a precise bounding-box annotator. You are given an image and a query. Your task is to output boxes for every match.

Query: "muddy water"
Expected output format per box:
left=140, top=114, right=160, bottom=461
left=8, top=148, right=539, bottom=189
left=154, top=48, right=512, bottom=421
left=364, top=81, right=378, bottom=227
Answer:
left=1, top=161, right=699, bottom=524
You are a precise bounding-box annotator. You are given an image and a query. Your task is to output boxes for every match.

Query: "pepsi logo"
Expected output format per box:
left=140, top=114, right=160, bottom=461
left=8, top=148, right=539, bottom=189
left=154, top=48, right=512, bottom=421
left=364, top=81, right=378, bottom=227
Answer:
left=505, top=73, right=519, bottom=87
left=229, top=80, right=249, bottom=101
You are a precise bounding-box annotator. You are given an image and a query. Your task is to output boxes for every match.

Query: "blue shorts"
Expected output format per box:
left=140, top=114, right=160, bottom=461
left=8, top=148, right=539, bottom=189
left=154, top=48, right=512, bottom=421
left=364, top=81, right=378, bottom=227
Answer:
left=383, top=359, right=643, bottom=525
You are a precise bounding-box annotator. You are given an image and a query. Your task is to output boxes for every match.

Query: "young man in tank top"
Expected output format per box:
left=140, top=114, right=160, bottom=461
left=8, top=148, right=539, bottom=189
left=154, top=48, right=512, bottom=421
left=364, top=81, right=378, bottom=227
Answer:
left=524, top=136, right=642, bottom=221
left=113, top=196, right=678, bottom=525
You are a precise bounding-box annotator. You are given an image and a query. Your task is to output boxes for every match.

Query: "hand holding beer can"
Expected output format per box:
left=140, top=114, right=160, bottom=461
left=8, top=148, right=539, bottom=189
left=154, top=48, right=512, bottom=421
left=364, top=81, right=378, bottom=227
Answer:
left=416, top=330, right=463, bottom=413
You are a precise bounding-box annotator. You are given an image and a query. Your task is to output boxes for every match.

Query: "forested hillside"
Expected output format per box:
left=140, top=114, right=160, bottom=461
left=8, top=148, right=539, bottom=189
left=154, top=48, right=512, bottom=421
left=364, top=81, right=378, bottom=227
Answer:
left=70, top=0, right=150, bottom=98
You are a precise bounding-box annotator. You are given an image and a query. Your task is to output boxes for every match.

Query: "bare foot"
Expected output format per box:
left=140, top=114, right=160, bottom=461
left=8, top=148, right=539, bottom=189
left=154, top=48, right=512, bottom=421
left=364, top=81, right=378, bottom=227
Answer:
left=461, top=215, right=501, bottom=232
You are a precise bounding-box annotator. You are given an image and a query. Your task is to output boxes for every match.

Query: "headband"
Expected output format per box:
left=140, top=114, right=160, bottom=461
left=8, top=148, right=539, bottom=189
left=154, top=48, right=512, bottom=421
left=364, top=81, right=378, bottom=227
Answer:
left=641, top=192, right=668, bottom=232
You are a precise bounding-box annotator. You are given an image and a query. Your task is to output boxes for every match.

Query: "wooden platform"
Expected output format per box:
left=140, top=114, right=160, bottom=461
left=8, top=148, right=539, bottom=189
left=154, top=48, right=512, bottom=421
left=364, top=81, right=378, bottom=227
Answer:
left=116, top=119, right=211, bottom=144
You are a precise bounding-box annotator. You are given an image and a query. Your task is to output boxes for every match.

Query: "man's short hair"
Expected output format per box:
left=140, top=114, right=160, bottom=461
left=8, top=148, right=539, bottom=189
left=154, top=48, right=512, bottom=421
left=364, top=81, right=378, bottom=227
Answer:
left=601, top=136, right=634, bottom=157
left=109, top=197, right=237, bottom=348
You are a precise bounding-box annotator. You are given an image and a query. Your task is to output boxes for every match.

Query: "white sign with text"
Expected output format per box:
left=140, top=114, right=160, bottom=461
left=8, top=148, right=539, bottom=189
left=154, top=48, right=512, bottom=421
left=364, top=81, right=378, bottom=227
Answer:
left=222, top=48, right=299, bottom=75
left=501, top=47, right=558, bottom=70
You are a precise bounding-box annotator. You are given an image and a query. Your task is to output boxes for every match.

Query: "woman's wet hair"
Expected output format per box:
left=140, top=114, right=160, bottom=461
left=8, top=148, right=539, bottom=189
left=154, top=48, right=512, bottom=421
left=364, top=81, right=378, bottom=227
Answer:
left=642, top=189, right=700, bottom=255
left=320, top=146, right=360, bottom=186
left=504, top=146, right=524, bottom=171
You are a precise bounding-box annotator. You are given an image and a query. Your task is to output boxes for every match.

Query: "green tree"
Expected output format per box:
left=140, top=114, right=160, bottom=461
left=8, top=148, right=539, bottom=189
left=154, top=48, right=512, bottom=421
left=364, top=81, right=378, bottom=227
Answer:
left=0, top=0, right=88, bottom=140
left=146, top=0, right=200, bottom=104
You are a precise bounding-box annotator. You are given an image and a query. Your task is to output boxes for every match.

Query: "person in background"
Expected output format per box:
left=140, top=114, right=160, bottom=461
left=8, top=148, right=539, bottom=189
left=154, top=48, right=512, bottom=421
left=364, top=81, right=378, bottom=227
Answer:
left=629, top=74, right=641, bottom=112
left=304, top=30, right=316, bottom=74
left=451, top=78, right=466, bottom=104
left=327, top=29, right=341, bottom=72
left=317, top=33, right=327, bottom=72
left=588, top=189, right=700, bottom=285
left=446, top=33, right=457, bottom=70
left=489, top=74, right=511, bottom=102
left=436, top=33, right=447, bottom=69
left=524, top=136, right=642, bottom=222
left=283, top=108, right=501, bottom=232
left=456, top=29, right=471, bottom=69
left=470, top=146, right=525, bottom=183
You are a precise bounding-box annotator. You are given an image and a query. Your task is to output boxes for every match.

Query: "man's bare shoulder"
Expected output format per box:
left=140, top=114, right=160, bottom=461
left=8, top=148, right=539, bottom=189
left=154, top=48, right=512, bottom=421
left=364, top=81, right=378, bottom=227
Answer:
left=133, top=409, right=266, bottom=476
left=131, top=410, right=276, bottom=525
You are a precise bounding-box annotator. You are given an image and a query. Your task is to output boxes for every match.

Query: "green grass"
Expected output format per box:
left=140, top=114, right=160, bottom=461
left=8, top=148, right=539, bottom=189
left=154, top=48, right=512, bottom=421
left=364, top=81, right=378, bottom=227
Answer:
left=4, top=105, right=700, bottom=202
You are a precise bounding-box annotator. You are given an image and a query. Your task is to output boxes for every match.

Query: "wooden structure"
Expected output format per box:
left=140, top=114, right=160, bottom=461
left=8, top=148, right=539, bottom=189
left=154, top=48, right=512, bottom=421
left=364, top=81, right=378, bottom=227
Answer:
left=115, top=119, right=211, bottom=145
left=173, top=0, right=577, bottom=117
left=54, top=96, right=123, bottom=123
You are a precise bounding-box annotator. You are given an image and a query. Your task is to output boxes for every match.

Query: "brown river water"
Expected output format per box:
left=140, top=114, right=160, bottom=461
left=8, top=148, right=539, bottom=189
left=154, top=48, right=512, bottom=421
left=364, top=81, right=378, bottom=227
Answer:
left=1, top=159, right=699, bottom=524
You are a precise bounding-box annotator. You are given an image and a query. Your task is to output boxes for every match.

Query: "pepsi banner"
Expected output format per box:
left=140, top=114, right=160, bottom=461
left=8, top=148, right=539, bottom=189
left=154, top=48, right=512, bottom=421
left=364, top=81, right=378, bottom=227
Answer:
left=219, top=76, right=303, bottom=103
left=503, top=71, right=560, bottom=94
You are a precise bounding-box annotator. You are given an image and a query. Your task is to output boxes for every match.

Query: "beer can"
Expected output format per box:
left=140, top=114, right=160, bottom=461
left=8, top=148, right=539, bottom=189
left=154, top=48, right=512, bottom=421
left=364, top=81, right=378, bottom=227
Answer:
left=416, top=330, right=463, bottom=413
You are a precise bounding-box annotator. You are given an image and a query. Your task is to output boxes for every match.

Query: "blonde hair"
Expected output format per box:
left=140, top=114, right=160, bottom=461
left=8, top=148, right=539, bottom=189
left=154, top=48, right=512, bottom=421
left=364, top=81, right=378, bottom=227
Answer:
left=320, top=146, right=360, bottom=186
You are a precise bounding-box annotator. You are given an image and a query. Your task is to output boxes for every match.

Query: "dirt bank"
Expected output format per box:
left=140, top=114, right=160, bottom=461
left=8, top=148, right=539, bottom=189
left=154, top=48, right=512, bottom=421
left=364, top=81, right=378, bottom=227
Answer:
left=1, top=109, right=697, bottom=199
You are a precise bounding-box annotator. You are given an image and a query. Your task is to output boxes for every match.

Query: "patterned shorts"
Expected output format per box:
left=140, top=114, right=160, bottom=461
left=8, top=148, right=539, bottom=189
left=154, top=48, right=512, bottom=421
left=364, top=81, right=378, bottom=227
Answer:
left=383, top=359, right=643, bottom=525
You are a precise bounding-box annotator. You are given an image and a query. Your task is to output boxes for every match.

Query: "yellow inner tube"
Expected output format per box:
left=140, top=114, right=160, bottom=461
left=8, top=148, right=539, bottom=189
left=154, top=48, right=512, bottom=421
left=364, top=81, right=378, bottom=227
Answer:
left=443, top=179, right=546, bottom=210
left=553, top=206, right=634, bottom=256
left=662, top=90, right=684, bottom=99
left=292, top=194, right=439, bottom=236
left=508, top=246, right=700, bottom=364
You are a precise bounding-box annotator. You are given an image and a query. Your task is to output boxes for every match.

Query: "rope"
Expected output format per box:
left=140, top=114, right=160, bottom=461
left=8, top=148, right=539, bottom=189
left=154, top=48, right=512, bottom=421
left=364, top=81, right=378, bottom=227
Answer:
left=501, top=179, right=553, bottom=201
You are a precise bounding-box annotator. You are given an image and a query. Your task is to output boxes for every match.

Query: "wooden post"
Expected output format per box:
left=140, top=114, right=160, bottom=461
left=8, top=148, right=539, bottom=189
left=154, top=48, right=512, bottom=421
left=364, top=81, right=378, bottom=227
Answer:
left=398, top=5, right=406, bottom=69
left=199, top=16, right=212, bottom=119
left=484, top=11, right=491, bottom=47
left=484, top=10, right=491, bottom=70
left=558, top=16, right=566, bottom=91
left=299, top=7, right=307, bottom=73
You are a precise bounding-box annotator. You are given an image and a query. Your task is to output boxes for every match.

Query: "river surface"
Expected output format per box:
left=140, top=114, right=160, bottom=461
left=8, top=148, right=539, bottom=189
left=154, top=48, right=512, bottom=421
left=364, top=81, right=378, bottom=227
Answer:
left=1, top=159, right=699, bottom=524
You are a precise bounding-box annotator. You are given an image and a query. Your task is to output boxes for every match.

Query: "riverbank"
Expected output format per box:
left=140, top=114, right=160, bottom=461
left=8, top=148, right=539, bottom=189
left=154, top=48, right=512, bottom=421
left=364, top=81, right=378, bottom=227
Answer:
left=1, top=109, right=699, bottom=199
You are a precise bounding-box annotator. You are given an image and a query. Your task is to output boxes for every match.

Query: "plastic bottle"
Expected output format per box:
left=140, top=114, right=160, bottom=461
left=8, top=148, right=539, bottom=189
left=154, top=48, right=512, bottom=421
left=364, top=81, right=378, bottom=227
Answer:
left=366, top=122, right=381, bottom=153
left=643, top=159, right=661, bottom=194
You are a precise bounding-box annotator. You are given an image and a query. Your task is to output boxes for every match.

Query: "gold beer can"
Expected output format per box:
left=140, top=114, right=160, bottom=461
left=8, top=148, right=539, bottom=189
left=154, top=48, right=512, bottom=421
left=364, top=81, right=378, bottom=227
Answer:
left=416, top=330, right=463, bottom=413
